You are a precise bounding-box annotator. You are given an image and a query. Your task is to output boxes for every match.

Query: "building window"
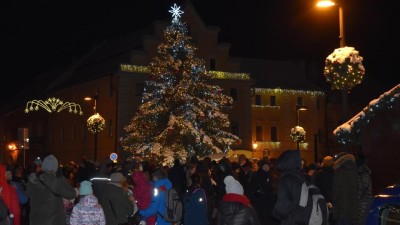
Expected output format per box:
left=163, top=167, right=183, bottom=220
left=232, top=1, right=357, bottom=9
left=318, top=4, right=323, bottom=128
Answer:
left=255, top=95, right=262, bottom=105
left=230, top=88, right=238, bottom=101
left=49, top=128, right=54, bottom=143
left=317, top=99, right=320, bottom=110
left=136, top=82, right=145, bottom=96
left=270, top=96, right=276, bottom=106
left=60, top=127, right=65, bottom=143
left=210, top=58, right=216, bottom=70
left=231, top=122, right=239, bottom=136
left=72, top=125, right=76, bottom=141
left=271, top=126, right=278, bottom=142
left=297, top=97, right=304, bottom=106
left=108, top=119, right=113, bottom=137
left=256, top=126, right=263, bottom=141
left=81, top=124, right=87, bottom=141
left=318, top=129, right=323, bottom=143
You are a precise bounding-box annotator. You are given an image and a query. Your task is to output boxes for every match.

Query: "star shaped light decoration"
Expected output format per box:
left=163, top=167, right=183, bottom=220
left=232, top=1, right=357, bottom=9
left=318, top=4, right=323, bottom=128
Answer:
left=168, top=3, right=183, bottom=21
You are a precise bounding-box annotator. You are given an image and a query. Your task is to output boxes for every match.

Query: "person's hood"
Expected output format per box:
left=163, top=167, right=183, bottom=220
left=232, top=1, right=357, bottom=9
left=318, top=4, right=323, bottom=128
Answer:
left=132, top=171, right=151, bottom=188
left=153, top=177, right=172, bottom=189
left=79, top=194, right=99, bottom=207
left=275, top=149, right=302, bottom=173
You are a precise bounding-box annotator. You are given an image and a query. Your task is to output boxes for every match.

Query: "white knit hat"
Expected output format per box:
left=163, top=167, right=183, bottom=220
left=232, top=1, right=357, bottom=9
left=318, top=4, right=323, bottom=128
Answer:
left=224, top=175, right=244, bottom=195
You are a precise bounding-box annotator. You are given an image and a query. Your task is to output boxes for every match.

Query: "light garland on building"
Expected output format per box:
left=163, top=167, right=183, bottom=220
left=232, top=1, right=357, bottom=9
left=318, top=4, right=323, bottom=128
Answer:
left=120, top=64, right=250, bottom=80
left=252, top=105, right=280, bottom=109
left=254, top=88, right=325, bottom=96
left=290, top=126, right=306, bottom=143
left=87, top=113, right=106, bottom=134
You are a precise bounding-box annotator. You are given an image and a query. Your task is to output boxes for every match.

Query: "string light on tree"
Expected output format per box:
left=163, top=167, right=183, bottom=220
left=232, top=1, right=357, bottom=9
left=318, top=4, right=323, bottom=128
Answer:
left=122, top=4, right=240, bottom=166
left=324, top=47, right=365, bottom=92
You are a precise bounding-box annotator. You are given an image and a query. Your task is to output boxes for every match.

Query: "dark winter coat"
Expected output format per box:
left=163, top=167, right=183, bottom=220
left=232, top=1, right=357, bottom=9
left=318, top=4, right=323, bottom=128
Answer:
left=27, top=171, right=77, bottom=225
left=332, top=153, right=359, bottom=222
left=184, top=186, right=208, bottom=225
left=248, top=169, right=278, bottom=225
left=101, top=183, right=136, bottom=225
left=315, top=166, right=334, bottom=203
left=356, top=164, right=373, bottom=225
left=272, top=150, right=307, bottom=225
left=217, top=193, right=260, bottom=225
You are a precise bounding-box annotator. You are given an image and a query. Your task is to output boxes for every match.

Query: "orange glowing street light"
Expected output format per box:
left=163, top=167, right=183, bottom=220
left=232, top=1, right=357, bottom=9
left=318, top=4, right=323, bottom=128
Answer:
left=316, top=0, right=345, bottom=48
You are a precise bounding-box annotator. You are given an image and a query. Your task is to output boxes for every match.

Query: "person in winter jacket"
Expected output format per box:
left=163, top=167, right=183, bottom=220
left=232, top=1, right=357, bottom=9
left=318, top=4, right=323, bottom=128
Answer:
left=272, top=149, right=307, bottom=225
left=332, top=152, right=358, bottom=225
left=355, top=153, right=372, bottom=225
left=27, top=154, right=77, bottom=225
left=0, top=164, right=20, bottom=225
left=101, top=172, right=137, bottom=225
left=131, top=168, right=156, bottom=225
left=70, top=180, right=105, bottom=225
left=217, top=175, right=260, bottom=225
left=139, top=167, right=172, bottom=225
left=184, top=173, right=208, bottom=225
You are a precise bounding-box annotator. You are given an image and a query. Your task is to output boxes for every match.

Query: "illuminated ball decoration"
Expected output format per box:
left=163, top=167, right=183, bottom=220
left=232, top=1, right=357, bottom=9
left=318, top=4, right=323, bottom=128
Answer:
left=324, top=47, right=365, bottom=92
left=87, top=113, right=106, bottom=134
left=290, top=126, right=306, bottom=143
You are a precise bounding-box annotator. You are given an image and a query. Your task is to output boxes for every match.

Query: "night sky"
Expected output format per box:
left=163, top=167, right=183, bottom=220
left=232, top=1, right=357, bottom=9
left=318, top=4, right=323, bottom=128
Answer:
left=1, top=0, right=399, bottom=105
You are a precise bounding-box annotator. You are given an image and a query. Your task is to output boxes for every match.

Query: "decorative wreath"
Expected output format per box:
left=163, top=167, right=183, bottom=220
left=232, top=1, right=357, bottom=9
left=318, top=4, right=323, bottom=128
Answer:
left=290, top=126, right=306, bottom=143
left=87, top=113, right=106, bottom=134
left=323, top=46, right=365, bottom=92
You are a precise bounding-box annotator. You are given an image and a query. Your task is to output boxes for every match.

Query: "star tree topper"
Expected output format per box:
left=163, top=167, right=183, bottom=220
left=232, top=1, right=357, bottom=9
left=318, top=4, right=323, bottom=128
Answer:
left=169, top=3, right=184, bottom=21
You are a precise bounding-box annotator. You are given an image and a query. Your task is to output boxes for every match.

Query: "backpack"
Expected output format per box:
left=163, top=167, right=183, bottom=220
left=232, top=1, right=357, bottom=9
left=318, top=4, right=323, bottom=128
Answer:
left=299, top=182, right=329, bottom=225
left=159, top=187, right=183, bottom=224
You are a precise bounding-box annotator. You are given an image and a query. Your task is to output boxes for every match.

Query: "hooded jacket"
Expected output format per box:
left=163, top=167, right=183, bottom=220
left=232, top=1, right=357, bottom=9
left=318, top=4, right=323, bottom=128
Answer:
left=27, top=170, right=76, bottom=225
left=132, top=171, right=156, bottom=225
left=70, top=194, right=105, bottom=225
left=0, top=165, right=21, bottom=225
left=217, top=193, right=260, bottom=225
left=272, top=150, right=307, bottom=225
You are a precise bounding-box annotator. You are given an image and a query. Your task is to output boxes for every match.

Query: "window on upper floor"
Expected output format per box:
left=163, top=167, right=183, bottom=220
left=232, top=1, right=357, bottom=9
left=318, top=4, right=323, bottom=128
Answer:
left=317, top=99, right=320, bottom=110
left=230, top=88, right=238, bottom=101
left=108, top=119, right=113, bottom=137
left=270, top=96, right=276, bottom=106
left=60, top=127, right=65, bottom=143
left=255, top=95, right=262, bottom=105
left=231, top=122, right=239, bottom=137
left=136, top=82, right=145, bottom=96
left=271, top=126, right=278, bottom=142
left=297, top=97, right=304, bottom=106
left=256, top=126, right=263, bottom=141
left=210, top=58, right=216, bottom=70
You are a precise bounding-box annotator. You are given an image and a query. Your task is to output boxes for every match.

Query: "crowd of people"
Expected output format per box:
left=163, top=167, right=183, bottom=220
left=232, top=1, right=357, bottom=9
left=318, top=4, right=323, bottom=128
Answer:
left=0, top=149, right=372, bottom=225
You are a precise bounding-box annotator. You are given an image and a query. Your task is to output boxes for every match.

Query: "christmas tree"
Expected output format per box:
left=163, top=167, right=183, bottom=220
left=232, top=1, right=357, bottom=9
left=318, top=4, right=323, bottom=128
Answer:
left=123, top=4, right=240, bottom=165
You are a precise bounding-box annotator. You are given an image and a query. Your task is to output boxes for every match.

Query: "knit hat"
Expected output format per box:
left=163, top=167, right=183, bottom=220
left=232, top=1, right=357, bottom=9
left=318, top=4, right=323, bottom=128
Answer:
left=110, top=172, right=124, bottom=187
left=224, top=175, right=244, bottom=195
left=322, top=156, right=334, bottom=167
left=79, top=180, right=93, bottom=195
left=42, top=154, right=58, bottom=172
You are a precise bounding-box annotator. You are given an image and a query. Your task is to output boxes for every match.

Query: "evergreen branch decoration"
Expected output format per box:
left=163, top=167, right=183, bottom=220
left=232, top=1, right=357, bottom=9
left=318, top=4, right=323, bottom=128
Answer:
left=25, top=97, right=83, bottom=115
left=334, top=84, right=400, bottom=144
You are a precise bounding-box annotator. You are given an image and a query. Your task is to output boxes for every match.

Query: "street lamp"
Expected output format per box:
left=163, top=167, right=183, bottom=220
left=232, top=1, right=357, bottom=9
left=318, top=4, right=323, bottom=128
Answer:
left=296, top=105, right=308, bottom=126
left=317, top=0, right=348, bottom=121
left=316, top=0, right=345, bottom=48
left=85, top=92, right=102, bottom=162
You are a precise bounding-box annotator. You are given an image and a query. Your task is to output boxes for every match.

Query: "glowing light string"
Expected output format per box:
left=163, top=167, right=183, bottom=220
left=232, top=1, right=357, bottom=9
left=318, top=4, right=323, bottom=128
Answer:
left=25, top=97, right=83, bottom=115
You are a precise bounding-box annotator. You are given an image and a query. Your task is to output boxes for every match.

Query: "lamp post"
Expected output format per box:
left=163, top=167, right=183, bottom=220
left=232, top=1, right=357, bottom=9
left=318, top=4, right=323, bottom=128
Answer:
left=295, top=105, right=308, bottom=150
left=85, top=92, right=100, bottom=162
left=317, top=0, right=348, bottom=121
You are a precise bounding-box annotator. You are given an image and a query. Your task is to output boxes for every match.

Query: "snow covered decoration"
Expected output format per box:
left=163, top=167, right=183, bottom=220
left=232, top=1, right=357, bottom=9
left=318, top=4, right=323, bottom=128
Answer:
left=290, top=126, right=306, bottom=143
left=87, top=113, right=106, bottom=134
left=324, top=47, right=365, bottom=92
left=122, top=4, right=240, bottom=166
left=334, top=84, right=400, bottom=145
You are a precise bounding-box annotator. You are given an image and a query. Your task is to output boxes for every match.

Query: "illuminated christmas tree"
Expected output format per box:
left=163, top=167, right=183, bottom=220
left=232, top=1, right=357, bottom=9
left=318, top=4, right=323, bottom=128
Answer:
left=122, top=4, right=240, bottom=165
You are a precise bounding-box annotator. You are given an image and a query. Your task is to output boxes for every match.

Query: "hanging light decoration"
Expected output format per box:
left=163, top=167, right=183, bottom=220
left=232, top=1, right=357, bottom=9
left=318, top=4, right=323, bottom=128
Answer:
left=87, top=113, right=106, bottom=134
left=25, top=97, right=83, bottom=115
left=290, top=126, right=306, bottom=143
